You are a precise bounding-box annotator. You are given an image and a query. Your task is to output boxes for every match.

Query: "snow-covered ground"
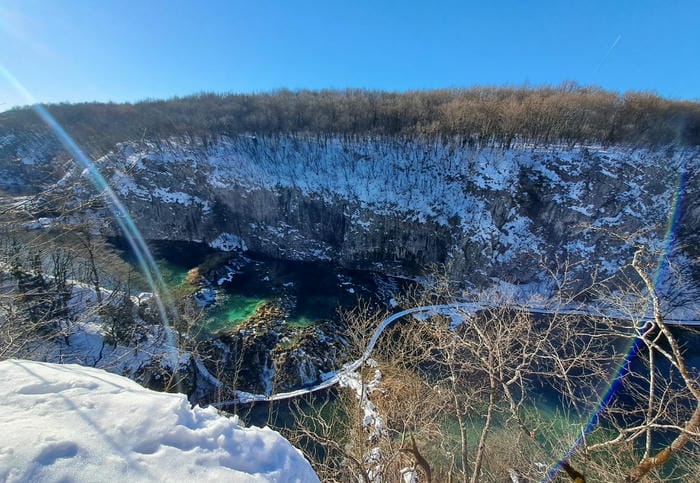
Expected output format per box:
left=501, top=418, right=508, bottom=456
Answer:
left=0, top=359, right=319, bottom=482
left=338, top=360, right=392, bottom=481
left=17, top=277, right=176, bottom=379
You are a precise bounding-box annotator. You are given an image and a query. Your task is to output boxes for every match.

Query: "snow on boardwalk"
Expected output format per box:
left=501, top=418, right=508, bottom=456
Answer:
left=214, top=302, right=698, bottom=407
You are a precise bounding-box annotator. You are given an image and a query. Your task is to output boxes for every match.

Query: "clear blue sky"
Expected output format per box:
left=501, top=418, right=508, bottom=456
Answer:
left=1, top=0, right=698, bottom=111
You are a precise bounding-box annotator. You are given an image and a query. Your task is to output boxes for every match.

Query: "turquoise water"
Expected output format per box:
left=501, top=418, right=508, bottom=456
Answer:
left=203, top=294, right=268, bottom=332
left=112, top=239, right=385, bottom=334
left=157, top=259, right=190, bottom=287
left=207, top=258, right=380, bottom=332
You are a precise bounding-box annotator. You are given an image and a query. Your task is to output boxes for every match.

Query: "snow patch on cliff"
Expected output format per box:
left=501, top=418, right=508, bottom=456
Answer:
left=209, top=233, right=248, bottom=252
left=112, top=170, right=150, bottom=198
left=152, top=187, right=204, bottom=206
left=104, top=136, right=699, bottom=277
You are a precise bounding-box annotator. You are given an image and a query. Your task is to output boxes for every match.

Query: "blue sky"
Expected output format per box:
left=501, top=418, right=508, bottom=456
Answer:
left=1, top=0, right=698, bottom=111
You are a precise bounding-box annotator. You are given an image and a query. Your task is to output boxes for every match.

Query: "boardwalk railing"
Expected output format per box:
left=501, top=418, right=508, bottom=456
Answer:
left=211, top=301, right=698, bottom=407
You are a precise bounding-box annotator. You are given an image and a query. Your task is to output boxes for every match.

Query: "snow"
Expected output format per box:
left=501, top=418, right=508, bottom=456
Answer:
left=193, top=357, right=224, bottom=389
left=401, top=467, right=418, bottom=483
left=209, top=233, right=248, bottom=252
left=0, top=359, right=319, bottom=483
left=103, top=135, right=699, bottom=275
left=111, top=170, right=150, bottom=198
left=494, top=213, right=535, bottom=262
left=569, top=204, right=594, bottom=216
left=194, top=287, right=217, bottom=307
left=152, top=187, right=204, bottom=206
left=22, top=217, right=55, bottom=230
left=0, top=134, right=16, bottom=147
left=13, top=279, right=176, bottom=377
left=338, top=366, right=386, bottom=481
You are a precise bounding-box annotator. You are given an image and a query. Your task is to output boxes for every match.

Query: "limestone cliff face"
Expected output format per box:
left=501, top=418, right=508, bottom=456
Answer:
left=0, top=133, right=68, bottom=194
left=22, top=134, right=700, bottom=284
left=120, top=182, right=453, bottom=273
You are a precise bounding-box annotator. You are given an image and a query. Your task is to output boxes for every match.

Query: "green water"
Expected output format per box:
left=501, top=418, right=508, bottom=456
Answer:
left=134, top=255, right=322, bottom=333
left=286, top=316, right=317, bottom=328
left=156, top=262, right=270, bottom=332
left=113, top=239, right=391, bottom=334
left=204, top=303, right=324, bottom=333
left=158, top=260, right=190, bottom=287
left=204, top=294, right=268, bottom=333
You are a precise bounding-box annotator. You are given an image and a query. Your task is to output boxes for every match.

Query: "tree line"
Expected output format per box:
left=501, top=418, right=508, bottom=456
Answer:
left=1, top=84, right=699, bottom=156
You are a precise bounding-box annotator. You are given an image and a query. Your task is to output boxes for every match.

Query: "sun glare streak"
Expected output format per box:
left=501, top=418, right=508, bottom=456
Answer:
left=546, top=165, right=688, bottom=481
left=0, top=63, right=180, bottom=367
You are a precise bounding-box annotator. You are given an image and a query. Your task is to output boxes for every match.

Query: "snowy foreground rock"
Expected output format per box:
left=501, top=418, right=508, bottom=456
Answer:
left=0, top=360, right=319, bottom=483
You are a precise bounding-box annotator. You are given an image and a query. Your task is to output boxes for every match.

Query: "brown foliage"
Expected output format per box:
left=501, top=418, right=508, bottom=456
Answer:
left=2, top=85, right=698, bottom=158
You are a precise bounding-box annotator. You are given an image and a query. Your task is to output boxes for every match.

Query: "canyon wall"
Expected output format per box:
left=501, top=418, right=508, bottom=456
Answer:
left=88, top=135, right=699, bottom=286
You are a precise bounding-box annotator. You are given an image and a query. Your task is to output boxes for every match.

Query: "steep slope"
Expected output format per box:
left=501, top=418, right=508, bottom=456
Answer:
left=95, top=135, right=698, bottom=286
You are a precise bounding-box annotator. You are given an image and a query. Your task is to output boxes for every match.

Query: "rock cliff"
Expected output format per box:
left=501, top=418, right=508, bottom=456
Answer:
left=3, top=132, right=698, bottom=286
left=92, top=135, right=698, bottom=287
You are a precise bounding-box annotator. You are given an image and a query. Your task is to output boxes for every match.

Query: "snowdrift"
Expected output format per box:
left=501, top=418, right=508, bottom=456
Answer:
left=0, top=359, right=318, bottom=482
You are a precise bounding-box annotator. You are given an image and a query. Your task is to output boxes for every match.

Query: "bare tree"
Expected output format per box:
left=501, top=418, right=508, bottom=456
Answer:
left=561, top=248, right=700, bottom=482
left=287, top=253, right=698, bottom=482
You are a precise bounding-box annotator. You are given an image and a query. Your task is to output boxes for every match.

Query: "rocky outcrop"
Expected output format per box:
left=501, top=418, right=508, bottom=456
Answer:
left=5, top=133, right=698, bottom=286
left=201, top=300, right=346, bottom=395
left=0, top=134, right=69, bottom=194
left=271, top=325, right=347, bottom=390
left=88, top=135, right=698, bottom=287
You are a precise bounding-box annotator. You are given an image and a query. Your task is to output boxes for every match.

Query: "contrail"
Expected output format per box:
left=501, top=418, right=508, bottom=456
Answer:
left=594, top=34, right=622, bottom=73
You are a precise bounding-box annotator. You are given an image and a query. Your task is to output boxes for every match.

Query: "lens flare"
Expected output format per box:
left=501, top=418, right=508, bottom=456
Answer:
left=1, top=63, right=179, bottom=368
left=546, top=164, right=688, bottom=481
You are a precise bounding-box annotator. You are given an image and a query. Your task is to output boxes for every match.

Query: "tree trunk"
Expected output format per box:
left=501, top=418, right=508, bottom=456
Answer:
left=471, top=373, right=496, bottom=483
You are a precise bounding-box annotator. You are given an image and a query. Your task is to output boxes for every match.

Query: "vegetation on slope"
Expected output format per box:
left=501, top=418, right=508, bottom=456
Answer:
left=1, top=84, right=699, bottom=158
